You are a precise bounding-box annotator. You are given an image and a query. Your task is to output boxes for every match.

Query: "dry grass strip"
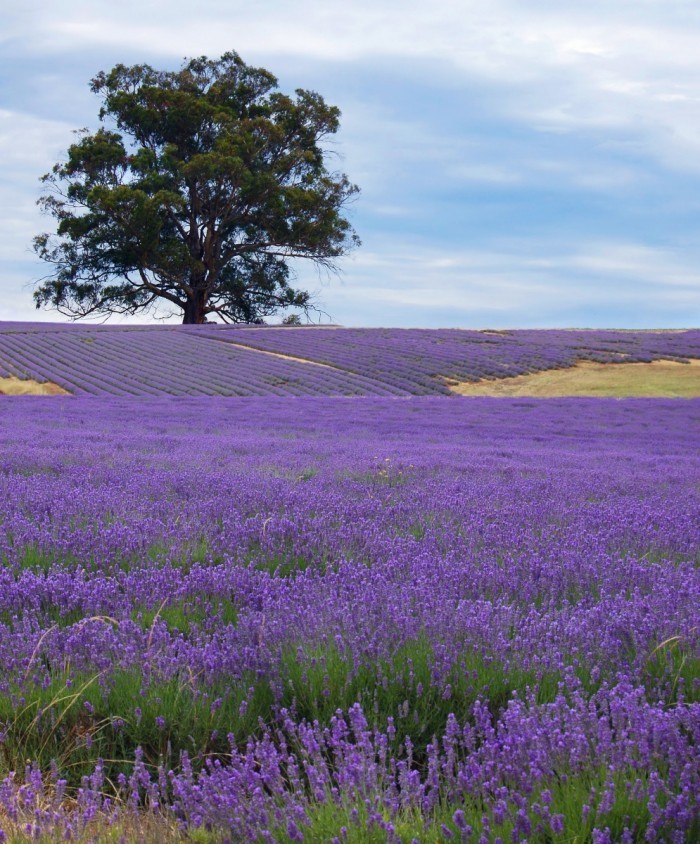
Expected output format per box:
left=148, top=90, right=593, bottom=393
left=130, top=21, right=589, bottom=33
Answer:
left=221, top=340, right=340, bottom=369
left=448, top=359, right=700, bottom=398
left=0, top=376, right=70, bottom=395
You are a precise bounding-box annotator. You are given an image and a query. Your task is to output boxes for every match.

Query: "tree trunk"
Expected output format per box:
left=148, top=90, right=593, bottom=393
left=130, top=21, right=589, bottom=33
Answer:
left=182, top=290, right=207, bottom=324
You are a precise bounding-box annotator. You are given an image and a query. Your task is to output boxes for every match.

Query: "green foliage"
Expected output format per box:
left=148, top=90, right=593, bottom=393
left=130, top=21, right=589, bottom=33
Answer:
left=130, top=597, right=239, bottom=636
left=33, top=52, right=360, bottom=324
left=297, top=767, right=685, bottom=843
left=643, top=634, right=700, bottom=704
left=278, top=636, right=562, bottom=758
left=0, top=668, right=274, bottom=787
left=281, top=313, right=304, bottom=325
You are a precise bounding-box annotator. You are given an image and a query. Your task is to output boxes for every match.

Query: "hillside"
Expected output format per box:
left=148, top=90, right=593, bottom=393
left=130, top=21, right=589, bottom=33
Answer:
left=0, top=323, right=698, bottom=396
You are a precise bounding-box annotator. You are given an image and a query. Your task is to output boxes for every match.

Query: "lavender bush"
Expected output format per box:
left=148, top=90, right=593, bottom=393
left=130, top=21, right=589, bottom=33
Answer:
left=205, top=326, right=700, bottom=395
left=0, top=324, right=698, bottom=395
left=0, top=396, right=697, bottom=841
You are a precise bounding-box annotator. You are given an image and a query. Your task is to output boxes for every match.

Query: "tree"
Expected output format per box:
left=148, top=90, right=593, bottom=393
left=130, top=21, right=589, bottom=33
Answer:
left=33, top=52, right=360, bottom=324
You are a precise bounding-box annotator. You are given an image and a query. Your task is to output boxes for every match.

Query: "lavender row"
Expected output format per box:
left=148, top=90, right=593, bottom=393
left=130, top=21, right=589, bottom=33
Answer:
left=2, top=324, right=699, bottom=396
left=209, top=327, right=700, bottom=394
left=0, top=330, right=401, bottom=396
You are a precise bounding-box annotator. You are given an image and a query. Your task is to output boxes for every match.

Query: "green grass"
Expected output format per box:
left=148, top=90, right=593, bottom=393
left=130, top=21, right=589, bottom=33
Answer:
left=0, top=643, right=695, bottom=841
left=0, top=668, right=274, bottom=786
left=642, top=633, right=700, bottom=704
left=294, top=766, right=684, bottom=843
left=130, top=597, right=239, bottom=636
left=3, top=629, right=691, bottom=790
left=1, top=765, right=697, bottom=842
left=250, top=548, right=334, bottom=577
left=1, top=535, right=225, bottom=606
left=0, top=635, right=562, bottom=789
left=276, top=636, right=563, bottom=759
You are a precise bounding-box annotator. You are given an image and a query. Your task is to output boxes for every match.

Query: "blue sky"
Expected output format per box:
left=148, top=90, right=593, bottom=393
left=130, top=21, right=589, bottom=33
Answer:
left=1, top=0, right=700, bottom=327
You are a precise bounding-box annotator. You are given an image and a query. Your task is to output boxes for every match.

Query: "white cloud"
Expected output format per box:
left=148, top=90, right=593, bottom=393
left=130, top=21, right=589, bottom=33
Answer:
left=323, top=236, right=700, bottom=326
left=0, top=110, right=79, bottom=270
left=569, top=242, right=700, bottom=288
left=0, top=110, right=75, bottom=177
left=2, top=1, right=700, bottom=328
left=8, top=1, right=700, bottom=174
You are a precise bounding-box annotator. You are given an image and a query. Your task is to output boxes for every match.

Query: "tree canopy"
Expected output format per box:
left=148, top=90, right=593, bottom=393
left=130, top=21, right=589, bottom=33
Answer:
left=33, top=52, right=360, bottom=324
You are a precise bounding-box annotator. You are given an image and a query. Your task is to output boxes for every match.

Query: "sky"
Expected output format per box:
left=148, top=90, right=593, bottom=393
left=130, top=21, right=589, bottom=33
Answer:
left=1, top=0, right=700, bottom=328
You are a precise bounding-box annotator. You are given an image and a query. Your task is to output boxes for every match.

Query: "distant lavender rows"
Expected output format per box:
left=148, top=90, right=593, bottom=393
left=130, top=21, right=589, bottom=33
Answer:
left=0, top=397, right=698, bottom=839
left=0, top=323, right=698, bottom=395
left=201, top=326, right=700, bottom=396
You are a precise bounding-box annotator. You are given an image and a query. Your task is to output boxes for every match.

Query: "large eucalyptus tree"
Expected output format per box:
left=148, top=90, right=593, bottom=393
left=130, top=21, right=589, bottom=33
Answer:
left=34, top=52, right=360, bottom=324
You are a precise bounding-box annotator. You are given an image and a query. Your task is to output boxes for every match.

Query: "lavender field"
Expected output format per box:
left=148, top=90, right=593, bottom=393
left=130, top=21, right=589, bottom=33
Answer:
left=0, top=394, right=698, bottom=842
left=1, top=323, right=699, bottom=395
